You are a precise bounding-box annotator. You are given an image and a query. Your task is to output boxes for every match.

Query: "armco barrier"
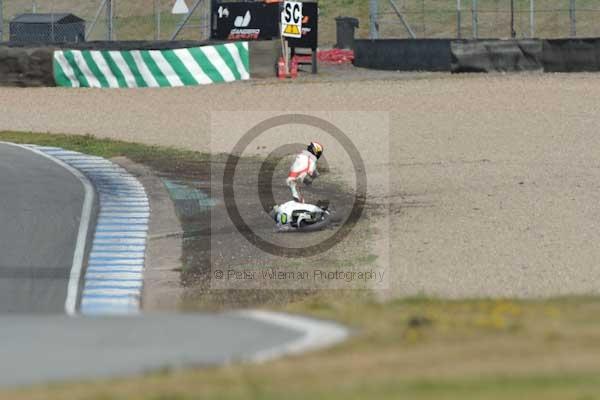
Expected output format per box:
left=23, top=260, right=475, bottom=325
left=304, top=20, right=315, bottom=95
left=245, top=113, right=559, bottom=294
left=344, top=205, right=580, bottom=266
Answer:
left=451, top=39, right=543, bottom=73
left=353, top=39, right=452, bottom=71
left=542, top=39, right=600, bottom=72
left=0, top=40, right=279, bottom=87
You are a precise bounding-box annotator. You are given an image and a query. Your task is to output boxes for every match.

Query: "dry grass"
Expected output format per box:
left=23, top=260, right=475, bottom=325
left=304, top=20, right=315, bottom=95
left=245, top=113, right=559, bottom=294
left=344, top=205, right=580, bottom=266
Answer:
left=3, top=297, right=600, bottom=399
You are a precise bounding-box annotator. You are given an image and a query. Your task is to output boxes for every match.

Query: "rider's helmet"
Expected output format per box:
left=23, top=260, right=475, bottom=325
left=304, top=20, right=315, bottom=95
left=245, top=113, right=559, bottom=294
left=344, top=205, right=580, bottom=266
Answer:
left=307, top=141, right=324, bottom=159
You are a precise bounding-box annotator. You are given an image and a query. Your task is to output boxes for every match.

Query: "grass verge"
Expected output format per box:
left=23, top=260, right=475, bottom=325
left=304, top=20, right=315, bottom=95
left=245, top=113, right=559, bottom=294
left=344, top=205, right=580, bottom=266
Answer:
left=4, top=296, right=600, bottom=400
left=0, top=131, right=208, bottom=175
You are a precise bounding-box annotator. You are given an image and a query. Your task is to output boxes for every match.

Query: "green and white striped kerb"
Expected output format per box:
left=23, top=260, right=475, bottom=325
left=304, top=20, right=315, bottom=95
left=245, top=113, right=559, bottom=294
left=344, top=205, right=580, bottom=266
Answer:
left=53, top=42, right=250, bottom=88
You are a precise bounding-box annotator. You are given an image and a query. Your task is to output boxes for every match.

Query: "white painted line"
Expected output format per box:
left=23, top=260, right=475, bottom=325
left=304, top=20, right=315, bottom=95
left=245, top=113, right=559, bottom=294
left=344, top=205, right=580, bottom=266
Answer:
left=63, top=160, right=115, bottom=166
left=93, top=238, right=147, bottom=245
left=99, top=212, right=150, bottom=218
left=1, top=143, right=95, bottom=316
left=98, top=192, right=147, bottom=197
left=40, top=148, right=80, bottom=153
left=83, top=288, right=141, bottom=296
left=90, top=251, right=145, bottom=259
left=92, top=245, right=146, bottom=252
left=91, top=176, right=140, bottom=181
left=81, top=297, right=139, bottom=306
left=85, top=272, right=143, bottom=280
left=53, top=156, right=106, bottom=161
left=87, top=266, right=144, bottom=273
left=85, top=280, right=143, bottom=288
left=97, top=218, right=149, bottom=224
left=87, top=262, right=145, bottom=269
left=88, top=259, right=144, bottom=265
left=237, top=310, right=349, bottom=363
left=102, top=200, right=149, bottom=204
left=95, top=231, right=148, bottom=238
left=99, top=195, right=148, bottom=199
left=101, top=203, right=149, bottom=207
left=96, top=186, right=144, bottom=190
left=99, top=191, right=145, bottom=195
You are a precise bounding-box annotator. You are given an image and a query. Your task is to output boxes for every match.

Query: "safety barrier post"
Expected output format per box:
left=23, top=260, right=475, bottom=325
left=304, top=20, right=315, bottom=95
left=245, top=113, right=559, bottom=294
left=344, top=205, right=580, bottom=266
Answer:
left=569, top=0, right=576, bottom=37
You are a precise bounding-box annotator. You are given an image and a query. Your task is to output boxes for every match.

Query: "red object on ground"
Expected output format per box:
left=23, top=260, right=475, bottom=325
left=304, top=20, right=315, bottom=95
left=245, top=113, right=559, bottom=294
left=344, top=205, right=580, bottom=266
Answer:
left=277, top=56, right=300, bottom=79
left=277, top=57, right=287, bottom=79
left=290, top=56, right=299, bottom=78
left=293, top=49, right=355, bottom=66
left=318, top=49, right=355, bottom=64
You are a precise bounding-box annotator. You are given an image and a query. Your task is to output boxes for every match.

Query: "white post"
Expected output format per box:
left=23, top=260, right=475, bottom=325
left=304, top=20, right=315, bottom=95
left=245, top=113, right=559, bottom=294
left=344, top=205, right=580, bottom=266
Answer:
left=369, top=0, right=379, bottom=39
left=0, top=0, right=3, bottom=41
left=529, top=0, right=535, bottom=38
left=569, top=0, right=576, bottom=37
left=456, top=0, right=461, bottom=39
left=472, top=0, right=478, bottom=38
left=155, top=0, right=161, bottom=40
left=107, top=0, right=114, bottom=40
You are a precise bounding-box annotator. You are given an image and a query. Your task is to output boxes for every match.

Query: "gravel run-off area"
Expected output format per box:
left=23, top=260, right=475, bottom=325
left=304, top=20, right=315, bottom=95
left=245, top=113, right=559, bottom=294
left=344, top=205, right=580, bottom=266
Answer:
left=2, top=72, right=600, bottom=299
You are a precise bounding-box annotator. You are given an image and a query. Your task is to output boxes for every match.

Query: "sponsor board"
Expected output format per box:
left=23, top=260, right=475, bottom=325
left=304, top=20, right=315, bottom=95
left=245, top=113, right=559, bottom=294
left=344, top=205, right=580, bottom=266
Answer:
left=212, top=2, right=280, bottom=41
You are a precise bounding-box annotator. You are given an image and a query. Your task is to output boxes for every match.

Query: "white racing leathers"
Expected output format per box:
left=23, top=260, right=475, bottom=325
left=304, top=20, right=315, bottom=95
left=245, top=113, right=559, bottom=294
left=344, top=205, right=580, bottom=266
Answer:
left=286, top=150, right=318, bottom=202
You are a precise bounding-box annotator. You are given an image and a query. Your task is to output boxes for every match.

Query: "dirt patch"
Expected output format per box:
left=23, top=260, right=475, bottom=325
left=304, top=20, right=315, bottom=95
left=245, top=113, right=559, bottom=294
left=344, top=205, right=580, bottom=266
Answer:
left=150, top=153, right=378, bottom=311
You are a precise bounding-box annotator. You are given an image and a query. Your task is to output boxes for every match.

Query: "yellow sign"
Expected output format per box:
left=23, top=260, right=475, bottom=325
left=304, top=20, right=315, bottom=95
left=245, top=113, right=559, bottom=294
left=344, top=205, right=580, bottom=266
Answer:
left=283, top=24, right=301, bottom=36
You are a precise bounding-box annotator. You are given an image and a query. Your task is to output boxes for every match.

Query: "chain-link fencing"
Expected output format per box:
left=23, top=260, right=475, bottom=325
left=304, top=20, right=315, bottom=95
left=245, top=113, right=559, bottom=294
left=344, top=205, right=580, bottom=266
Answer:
left=0, top=0, right=211, bottom=42
left=371, top=0, right=600, bottom=39
left=3, top=1, right=600, bottom=44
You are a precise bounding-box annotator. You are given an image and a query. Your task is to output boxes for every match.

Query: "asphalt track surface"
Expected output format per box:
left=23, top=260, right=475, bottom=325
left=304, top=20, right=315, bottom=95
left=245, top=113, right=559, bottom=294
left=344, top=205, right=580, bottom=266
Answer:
left=0, top=144, right=347, bottom=387
left=0, top=144, right=84, bottom=313
left=0, top=314, right=306, bottom=387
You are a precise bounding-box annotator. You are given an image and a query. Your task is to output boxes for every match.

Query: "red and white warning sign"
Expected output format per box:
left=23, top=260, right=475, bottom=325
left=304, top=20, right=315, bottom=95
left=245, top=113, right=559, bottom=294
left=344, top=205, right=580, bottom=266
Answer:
left=281, top=1, right=303, bottom=38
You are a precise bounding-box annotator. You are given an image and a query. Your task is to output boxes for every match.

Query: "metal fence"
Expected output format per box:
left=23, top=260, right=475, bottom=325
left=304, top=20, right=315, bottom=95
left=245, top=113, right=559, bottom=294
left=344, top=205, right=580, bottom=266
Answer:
left=370, top=0, right=600, bottom=39
left=0, top=0, right=211, bottom=42
left=3, top=1, right=600, bottom=43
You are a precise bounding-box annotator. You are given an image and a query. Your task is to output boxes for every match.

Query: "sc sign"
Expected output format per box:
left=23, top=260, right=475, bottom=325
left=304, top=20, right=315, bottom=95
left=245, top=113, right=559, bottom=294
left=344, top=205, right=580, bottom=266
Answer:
left=281, top=1, right=303, bottom=38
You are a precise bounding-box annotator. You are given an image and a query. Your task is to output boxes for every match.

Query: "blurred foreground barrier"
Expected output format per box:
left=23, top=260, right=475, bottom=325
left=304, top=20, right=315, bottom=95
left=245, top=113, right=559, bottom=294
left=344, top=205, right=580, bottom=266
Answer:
left=451, top=40, right=543, bottom=73
left=542, top=39, right=600, bottom=72
left=353, top=39, right=452, bottom=71
left=354, top=38, right=600, bottom=73
left=54, top=42, right=249, bottom=88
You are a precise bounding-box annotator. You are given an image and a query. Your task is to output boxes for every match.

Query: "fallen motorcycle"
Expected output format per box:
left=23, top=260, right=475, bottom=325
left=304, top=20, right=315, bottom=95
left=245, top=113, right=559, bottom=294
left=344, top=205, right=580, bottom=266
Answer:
left=269, top=200, right=331, bottom=232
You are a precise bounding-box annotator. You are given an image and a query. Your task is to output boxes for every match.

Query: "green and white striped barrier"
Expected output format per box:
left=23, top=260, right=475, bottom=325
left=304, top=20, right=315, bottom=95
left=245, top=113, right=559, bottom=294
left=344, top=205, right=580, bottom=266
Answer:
left=53, top=42, right=249, bottom=88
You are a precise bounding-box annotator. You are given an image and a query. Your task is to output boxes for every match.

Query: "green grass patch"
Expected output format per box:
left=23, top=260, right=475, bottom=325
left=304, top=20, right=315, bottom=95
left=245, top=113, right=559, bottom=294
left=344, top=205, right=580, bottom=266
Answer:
left=0, top=131, right=210, bottom=176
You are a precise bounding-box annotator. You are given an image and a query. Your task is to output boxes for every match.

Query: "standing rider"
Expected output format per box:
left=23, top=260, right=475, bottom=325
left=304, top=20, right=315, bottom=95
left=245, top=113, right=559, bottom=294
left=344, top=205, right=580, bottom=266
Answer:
left=286, top=141, right=323, bottom=203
